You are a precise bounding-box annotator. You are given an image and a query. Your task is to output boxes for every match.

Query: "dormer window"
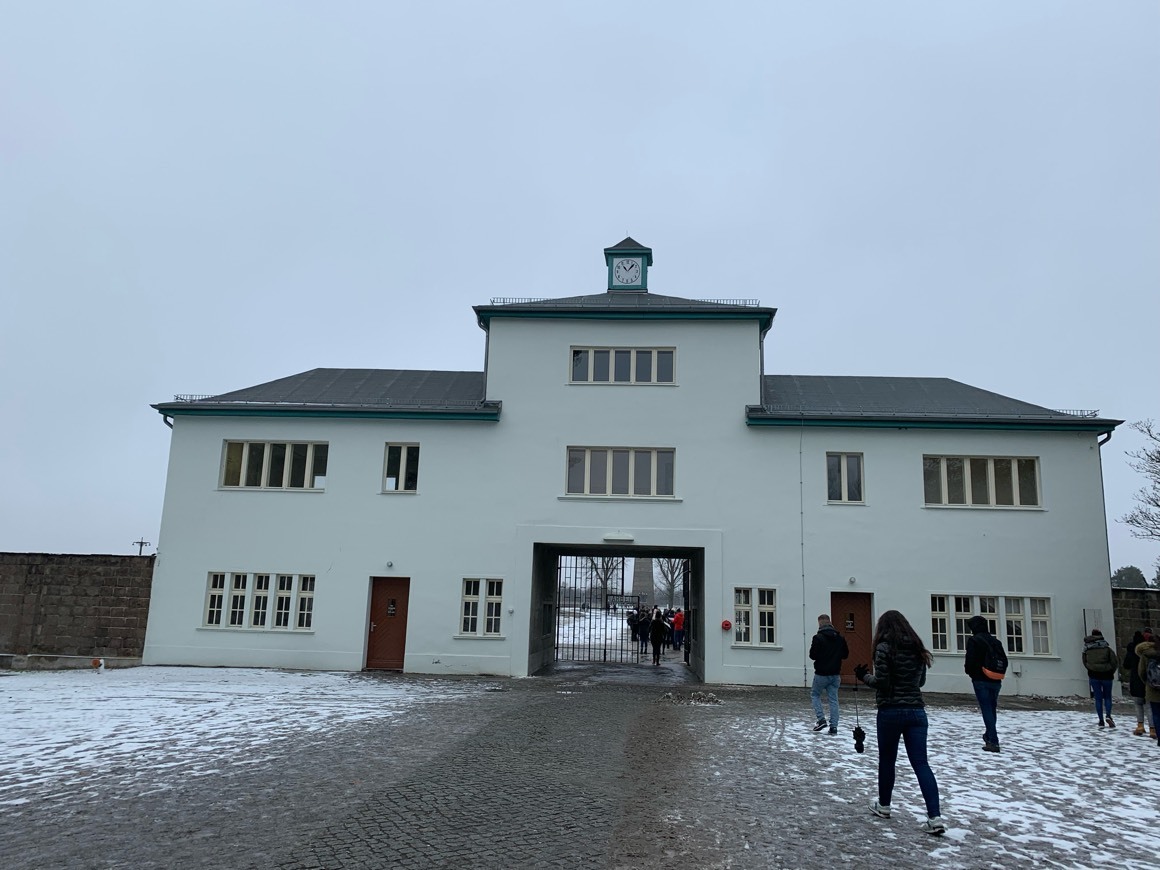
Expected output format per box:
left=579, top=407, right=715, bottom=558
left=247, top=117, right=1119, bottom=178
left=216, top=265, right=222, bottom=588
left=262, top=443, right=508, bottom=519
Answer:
left=571, top=347, right=675, bottom=384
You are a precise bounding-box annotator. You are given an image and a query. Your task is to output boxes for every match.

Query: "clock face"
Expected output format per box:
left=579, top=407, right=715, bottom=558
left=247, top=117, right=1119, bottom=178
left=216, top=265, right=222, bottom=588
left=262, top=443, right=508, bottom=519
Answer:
left=613, top=258, right=642, bottom=285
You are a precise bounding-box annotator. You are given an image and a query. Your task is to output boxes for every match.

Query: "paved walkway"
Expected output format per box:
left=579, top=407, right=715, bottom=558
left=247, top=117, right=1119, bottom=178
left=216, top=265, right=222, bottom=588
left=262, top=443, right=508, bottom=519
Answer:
left=2, top=660, right=1151, bottom=869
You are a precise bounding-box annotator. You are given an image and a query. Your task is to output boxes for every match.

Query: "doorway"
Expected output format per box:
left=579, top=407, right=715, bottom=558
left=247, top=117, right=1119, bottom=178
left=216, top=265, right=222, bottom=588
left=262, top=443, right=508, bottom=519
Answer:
left=830, top=591, right=873, bottom=685
left=366, top=576, right=410, bottom=670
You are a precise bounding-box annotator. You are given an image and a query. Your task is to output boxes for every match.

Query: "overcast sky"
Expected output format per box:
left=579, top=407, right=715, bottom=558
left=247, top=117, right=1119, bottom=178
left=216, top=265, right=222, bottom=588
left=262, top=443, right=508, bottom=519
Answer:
left=1, top=2, right=1157, bottom=573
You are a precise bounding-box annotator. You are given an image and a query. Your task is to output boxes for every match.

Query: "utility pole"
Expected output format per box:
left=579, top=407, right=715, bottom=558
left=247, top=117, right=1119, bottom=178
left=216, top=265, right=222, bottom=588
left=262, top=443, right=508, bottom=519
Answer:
left=133, top=538, right=152, bottom=556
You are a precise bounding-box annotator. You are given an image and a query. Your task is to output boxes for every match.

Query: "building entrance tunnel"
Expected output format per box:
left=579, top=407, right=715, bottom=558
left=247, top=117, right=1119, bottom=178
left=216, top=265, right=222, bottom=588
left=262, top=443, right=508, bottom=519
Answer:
left=528, top=543, right=704, bottom=680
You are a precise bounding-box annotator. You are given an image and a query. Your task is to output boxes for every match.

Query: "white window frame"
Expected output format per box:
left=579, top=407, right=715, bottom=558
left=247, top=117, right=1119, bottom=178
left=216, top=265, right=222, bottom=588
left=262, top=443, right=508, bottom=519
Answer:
left=565, top=447, right=675, bottom=497
left=930, top=593, right=1052, bottom=656
left=570, top=347, right=675, bottom=385
left=733, top=586, right=777, bottom=647
left=922, top=455, right=1040, bottom=508
left=826, top=452, right=864, bottom=503
left=221, top=441, right=329, bottom=490
left=202, top=572, right=316, bottom=632
left=383, top=443, right=420, bottom=493
left=459, top=578, right=504, bottom=637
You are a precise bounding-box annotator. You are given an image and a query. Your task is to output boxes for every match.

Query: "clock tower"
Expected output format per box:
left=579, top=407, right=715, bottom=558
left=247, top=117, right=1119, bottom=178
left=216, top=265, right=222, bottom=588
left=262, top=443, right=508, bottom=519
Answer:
left=604, top=236, right=652, bottom=292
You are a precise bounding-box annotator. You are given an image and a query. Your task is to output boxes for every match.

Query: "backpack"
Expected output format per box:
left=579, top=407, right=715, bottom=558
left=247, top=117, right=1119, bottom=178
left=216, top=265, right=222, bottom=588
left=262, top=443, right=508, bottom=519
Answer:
left=1082, top=643, right=1116, bottom=673
left=981, top=635, right=1008, bottom=680
left=1147, top=657, right=1160, bottom=691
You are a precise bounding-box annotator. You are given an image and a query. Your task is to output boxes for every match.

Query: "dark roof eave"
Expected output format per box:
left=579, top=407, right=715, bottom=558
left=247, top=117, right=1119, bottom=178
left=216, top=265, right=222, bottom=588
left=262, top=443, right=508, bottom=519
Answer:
left=744, top=408, right=1123, bottom=433
left=153, top=403, right=502, bottom=422
left=475, top=307, right=776, bottom=334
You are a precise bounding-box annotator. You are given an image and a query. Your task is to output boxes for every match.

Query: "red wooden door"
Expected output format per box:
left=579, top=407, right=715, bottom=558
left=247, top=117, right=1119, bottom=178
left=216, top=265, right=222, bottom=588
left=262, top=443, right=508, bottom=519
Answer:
left=366, top=577, right=409, bottom=670
left=830, top=591, right=873, bottom=685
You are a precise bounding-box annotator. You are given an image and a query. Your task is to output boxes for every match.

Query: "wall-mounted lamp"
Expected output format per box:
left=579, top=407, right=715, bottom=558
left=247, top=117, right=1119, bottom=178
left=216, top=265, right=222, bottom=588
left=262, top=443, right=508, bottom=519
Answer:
left=848, top=576, right=856, bottom=585
left=602, top=531, right=635, bottom=542
left=387, top=561, right=394, bottom=568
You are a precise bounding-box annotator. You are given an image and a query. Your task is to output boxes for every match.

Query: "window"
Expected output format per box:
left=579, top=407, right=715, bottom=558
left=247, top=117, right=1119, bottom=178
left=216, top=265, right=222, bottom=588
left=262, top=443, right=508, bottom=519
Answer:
left=205, top=573, right=225, bottom=626
left=566, top=447, right=675, bottom=497
left=222, top=442, right=328, bottom=490
left=923, top=456, right=1039, bottom=507
left=826, top=453, right=863, bottom=502
left=460, top=578, right=503, bottom=636
left=383, top=443, right=420, bottom=492
left=733, top=587, right=777, bottom=646
left=570, top=347, right=675, bottom=384
left=203, top=571, right=316, bottom=631
left=930, top=594, right=1052, bottom=655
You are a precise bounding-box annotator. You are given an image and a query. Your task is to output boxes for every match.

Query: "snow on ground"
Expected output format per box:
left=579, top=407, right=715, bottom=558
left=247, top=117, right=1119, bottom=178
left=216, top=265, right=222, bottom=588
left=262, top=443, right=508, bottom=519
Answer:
left=0, top=667, right=473, bottom=814
left=734, top=703, right=1157, bottom=865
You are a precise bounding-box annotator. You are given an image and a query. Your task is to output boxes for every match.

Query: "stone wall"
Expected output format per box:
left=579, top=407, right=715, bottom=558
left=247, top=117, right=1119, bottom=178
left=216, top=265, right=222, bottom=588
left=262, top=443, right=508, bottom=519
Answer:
left=1111, top=586, right=1160, bottom=655
left=0, top=553, right=154, bottom=664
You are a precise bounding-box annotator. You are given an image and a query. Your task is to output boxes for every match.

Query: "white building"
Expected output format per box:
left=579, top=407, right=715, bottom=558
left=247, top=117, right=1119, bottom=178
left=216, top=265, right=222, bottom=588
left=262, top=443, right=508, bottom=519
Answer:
left=144, top=238, right=1122, bottom=695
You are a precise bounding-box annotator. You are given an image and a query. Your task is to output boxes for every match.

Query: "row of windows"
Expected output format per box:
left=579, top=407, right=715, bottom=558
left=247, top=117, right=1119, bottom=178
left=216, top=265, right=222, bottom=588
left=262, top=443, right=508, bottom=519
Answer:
left=731, top=588, right=1055, bottom=655
left=931, top=594, right=1052, bottom=655
left=827, top=453, right=1041, bottom=509
left=571, top=347, right=674, bottom=384
left=220, top=441, right=1042, bottom=510
left=204, top=572, right=315, bottom=630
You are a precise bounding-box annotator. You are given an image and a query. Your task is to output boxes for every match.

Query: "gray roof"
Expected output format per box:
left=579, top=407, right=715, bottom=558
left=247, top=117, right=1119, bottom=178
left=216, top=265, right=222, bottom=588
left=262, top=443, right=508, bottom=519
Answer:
left=154, top=369, right=495, bottom=418
left=475, top=291, right=777, bottom=333
left=751, top=375, right=1121, bottom=431
left=154, top=369, right=1119, bottom=432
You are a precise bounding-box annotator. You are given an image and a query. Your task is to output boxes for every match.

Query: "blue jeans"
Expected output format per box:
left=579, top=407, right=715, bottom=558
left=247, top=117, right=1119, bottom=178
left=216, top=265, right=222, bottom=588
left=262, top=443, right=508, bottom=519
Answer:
left=1090, top=678, right=1113, bottom=720
left=811, top=674, right=840, bottom=727
left=973, top=679, right=1001, bottom=747
left=876, top=706, right=940, bottom=818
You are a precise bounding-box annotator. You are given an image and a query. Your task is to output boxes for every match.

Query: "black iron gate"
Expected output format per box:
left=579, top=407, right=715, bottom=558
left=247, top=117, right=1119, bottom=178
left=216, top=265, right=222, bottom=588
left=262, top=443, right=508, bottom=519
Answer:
left=555, top=556, right=642, bottom=663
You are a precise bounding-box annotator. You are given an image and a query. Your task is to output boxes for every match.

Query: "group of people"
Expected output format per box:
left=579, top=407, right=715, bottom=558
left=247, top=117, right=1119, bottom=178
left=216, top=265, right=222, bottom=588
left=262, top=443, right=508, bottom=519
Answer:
left=807, top=609, right=1160, bottom=839
left=627, top=606, right=685, bottom=666
left=1089, top=625, right=1160, bottom=741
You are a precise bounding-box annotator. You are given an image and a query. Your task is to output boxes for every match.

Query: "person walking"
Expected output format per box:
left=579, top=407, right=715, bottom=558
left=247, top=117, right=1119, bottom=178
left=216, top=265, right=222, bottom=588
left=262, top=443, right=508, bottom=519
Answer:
left=1136, top=629, right=1160, bottom=744
left=672, top=608, right=685, bottom=651
left=1122, top=630, right=1148, bottom=736
left=853, top=610, right=946, bottom=836
left=649, top=611, right=668, bottom=666
left=1082, top=628, right=1119, bottom=728
left=964, top=615, right=1003, bottom=752
left=809, top=613, right=849, bottom=735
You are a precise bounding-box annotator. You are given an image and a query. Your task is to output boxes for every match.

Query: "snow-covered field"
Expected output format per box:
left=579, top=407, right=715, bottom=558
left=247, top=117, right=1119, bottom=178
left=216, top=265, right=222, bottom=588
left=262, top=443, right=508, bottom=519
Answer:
left=0, top=666, right=469, bottom=814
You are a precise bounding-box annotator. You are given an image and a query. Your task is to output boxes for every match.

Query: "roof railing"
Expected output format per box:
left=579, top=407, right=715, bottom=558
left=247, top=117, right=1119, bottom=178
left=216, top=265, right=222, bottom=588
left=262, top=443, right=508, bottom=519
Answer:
left=488, top=296, right=761, bottom=307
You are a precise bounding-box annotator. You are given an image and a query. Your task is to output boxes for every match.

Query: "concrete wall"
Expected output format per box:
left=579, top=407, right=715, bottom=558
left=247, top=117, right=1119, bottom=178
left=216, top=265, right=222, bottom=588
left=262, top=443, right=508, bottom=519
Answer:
left=0, top=553, right=154, bottom=664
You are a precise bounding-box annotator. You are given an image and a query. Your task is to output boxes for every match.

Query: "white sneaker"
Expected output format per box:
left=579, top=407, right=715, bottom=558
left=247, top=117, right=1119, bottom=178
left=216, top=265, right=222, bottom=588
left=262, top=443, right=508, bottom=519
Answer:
left=922, top=817, right=947, bottom=835
left=870, top=801, right=891, bottom=819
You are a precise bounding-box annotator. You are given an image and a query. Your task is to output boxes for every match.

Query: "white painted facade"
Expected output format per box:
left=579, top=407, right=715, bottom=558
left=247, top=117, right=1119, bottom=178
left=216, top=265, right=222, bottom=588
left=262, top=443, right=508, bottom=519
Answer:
left=144, top=246, right=1120, bottom=696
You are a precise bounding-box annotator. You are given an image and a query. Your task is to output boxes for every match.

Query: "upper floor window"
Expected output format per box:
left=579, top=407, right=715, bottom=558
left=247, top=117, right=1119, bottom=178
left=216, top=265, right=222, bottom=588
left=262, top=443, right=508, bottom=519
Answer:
left=826, top=453, right=863, bottom=503
left=571, top=347, right=674, bottom=384
left=383, top=443, right=420, bottom=492
left=566, top=447, right=675, bottom=497
left=222, top=441, right=328, bottom=490
left=922, top=456, right=1039, bottom=507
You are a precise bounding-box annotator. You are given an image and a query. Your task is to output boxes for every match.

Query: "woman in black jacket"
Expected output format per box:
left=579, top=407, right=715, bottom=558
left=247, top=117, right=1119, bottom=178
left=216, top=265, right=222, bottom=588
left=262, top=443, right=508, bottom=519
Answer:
left=854, top=610, right=946, bottom=836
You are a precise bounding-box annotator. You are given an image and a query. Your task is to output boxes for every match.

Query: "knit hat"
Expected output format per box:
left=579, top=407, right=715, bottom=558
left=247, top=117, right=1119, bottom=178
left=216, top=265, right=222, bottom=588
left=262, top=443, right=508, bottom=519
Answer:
left=1090, top=628, right=1103, bottom=637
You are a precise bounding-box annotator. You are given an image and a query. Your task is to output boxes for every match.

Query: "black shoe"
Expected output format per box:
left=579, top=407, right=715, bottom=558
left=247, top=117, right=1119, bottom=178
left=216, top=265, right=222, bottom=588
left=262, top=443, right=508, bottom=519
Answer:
left=983, top=742, right=1000, bottom=753
left=812, top=719, right=827, bottom=732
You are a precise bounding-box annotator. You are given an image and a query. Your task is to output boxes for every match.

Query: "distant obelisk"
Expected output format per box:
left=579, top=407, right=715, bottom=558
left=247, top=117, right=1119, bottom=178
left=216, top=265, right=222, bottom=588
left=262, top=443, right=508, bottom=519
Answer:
left=631, top=558, right=654, bottom=606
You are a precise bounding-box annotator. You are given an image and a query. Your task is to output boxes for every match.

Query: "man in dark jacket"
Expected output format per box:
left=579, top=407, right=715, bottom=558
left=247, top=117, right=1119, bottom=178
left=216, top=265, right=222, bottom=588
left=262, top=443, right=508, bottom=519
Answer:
left=964, top=615, right=1003, bottom=753
left=809, top=613, right=850, bottom=734
left=1082, top=628, right=1119, bottom=728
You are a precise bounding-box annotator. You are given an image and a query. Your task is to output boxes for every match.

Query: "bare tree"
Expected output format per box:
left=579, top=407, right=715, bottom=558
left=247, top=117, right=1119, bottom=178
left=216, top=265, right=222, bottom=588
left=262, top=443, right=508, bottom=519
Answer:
left=585, top=556, right=624, bottom=608
left=654, top=558, right=687, bottom=608
left=1121, top=420, right=1160, bottom=561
